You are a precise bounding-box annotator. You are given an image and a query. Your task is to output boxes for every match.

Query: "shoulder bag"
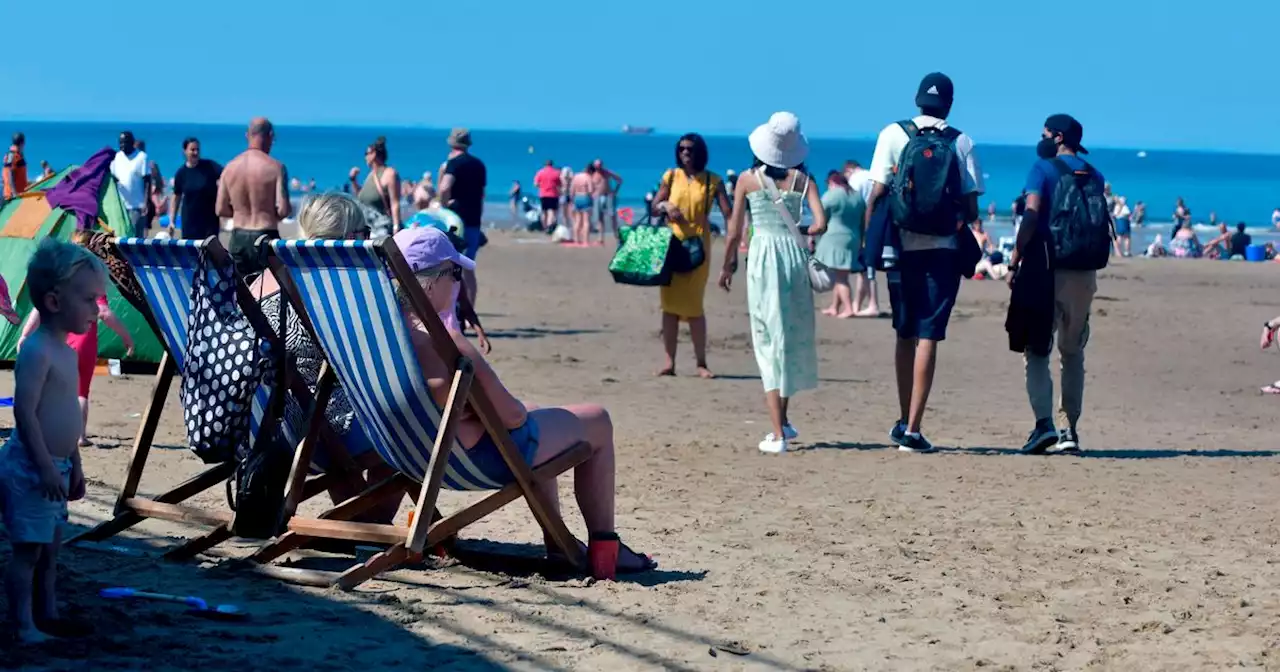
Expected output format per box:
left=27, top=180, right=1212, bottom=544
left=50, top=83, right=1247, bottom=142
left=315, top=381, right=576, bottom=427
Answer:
left=755, top=169, right=833, bottom=293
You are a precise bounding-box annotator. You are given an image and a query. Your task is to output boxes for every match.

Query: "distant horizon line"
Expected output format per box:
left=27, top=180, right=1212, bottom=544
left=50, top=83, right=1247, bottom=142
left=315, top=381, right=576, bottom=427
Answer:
left=0, top=117, right=1273, bottom=157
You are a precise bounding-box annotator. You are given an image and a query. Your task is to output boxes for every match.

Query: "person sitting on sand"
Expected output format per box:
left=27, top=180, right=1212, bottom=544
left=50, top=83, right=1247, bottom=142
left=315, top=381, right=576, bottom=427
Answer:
left=1170, top=222, right=1203, bottom=258
left=393, top=225, right=655, bottom=576
left=1146, top=234, right=1168, bottom=258
left=1202, top=223, right=1232, bottom=260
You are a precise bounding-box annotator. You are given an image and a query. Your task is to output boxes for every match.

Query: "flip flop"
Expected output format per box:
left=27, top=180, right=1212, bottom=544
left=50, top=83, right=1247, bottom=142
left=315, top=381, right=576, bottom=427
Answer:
left=1262, top=384, right=1280, bottom=395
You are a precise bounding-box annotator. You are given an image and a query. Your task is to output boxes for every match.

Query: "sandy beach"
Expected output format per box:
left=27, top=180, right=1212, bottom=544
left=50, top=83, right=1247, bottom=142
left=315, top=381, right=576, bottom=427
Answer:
left=4, top=232, right=1280, bottom=671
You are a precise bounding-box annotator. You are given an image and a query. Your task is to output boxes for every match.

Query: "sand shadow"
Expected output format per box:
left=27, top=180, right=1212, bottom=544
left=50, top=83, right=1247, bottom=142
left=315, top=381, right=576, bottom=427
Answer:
left=711, top=374, right=869, bottom=384
left=949, top=446, right=1280, bottom=459
left=274, top=539, right=703, bottom=589
left=796, top=441, right=895, bottom=452
left=5, top=522, right=519, bottom=670
left=486, top=327, right=608, bottom=340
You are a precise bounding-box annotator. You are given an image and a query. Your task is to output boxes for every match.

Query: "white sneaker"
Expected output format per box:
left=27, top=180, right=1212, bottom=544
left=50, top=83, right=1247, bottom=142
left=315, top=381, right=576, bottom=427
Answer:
left=782, top=424, right=799, bottom=440
left=758, top=434, right=788, bottom=454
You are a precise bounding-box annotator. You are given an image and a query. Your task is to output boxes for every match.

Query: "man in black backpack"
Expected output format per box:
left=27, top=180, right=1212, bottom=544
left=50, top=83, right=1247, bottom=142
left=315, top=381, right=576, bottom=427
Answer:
left=1010, top=114, right=1112, bottom=454
left=864, top=72, right=984, bottom=453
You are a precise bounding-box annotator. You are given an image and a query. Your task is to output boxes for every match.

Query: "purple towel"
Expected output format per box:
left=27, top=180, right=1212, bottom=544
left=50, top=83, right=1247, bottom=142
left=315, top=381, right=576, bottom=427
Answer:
left=45, top=147, right=116, bottom=232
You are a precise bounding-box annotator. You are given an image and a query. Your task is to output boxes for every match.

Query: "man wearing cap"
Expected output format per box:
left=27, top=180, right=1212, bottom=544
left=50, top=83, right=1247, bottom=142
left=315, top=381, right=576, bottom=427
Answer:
left=864, top=72, right=984, bottom=454
left=437, top=128, right=487, bottom=306
left=1011, top=114, right=1106, bottom=455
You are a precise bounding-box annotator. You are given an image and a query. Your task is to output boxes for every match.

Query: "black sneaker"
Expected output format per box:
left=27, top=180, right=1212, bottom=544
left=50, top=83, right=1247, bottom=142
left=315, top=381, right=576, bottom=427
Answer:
left=889, top=419, right=908, bottom=446
left=897, top=432, right=937, bottom=454
left=1055, top=428, right=1080, bottom=453
left=1020, top=423, right=1059, bottom=455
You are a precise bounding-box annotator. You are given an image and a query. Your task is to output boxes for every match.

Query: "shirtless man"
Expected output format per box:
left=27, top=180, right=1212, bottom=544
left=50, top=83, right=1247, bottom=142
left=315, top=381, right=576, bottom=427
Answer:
left=216, top=118, right=291, bottom=277
left=590, top=159, right=623, bottom=244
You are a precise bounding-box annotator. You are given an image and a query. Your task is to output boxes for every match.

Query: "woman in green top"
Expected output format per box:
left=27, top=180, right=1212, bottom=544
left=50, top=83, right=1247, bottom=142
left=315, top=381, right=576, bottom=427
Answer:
left=814, top=171, right=868, bottom=319
left=349, top=136, right=402, bottom=235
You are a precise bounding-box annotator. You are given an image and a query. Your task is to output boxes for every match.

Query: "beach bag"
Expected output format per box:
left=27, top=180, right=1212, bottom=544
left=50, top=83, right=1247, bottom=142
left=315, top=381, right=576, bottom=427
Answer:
left=181, top=249, right=273, bottom=465
left=609, top=222, right=676, bottom=286
left=757, top=169, right=833, bottom=293
left=1047, top=158, right=1112, bottom=270
left=228, top=426, right=293, bottom=539
left=888, top=121, right=964, bottom=236
left=657, top=170, right=712, bottom=273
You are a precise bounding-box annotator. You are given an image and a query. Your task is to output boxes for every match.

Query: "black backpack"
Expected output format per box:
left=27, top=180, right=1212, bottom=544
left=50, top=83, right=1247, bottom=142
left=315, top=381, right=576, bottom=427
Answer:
left=888, top=121, right=964, bottom=236
left=1046, top=158, right=1112, bottom=270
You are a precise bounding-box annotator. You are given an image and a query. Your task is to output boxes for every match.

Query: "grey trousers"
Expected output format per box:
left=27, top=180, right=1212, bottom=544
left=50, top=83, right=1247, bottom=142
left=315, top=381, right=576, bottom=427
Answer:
left=1024, top=269, right=1097, bottom=429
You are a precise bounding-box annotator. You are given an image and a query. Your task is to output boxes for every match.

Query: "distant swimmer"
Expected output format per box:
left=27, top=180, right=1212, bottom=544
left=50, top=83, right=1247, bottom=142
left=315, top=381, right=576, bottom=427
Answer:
left=216, top=117, right=291, bottom=277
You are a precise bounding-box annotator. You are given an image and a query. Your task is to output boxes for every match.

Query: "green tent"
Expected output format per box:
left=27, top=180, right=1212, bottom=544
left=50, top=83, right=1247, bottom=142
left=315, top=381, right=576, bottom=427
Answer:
left=0, top=165, right=163, bottom=364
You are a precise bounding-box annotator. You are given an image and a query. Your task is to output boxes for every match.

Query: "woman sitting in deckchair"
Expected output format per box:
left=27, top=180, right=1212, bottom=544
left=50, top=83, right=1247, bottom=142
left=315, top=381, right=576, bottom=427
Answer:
left=248, top=194, right=401, bottom=520
left=393, top=226, right=655, bottom=575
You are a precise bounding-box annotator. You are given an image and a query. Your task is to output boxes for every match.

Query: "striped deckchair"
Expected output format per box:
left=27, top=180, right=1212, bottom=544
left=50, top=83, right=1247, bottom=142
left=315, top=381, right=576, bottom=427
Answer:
left=69, top=237, right=367, bottom=560
left=249, top=238, right=590, bottom=589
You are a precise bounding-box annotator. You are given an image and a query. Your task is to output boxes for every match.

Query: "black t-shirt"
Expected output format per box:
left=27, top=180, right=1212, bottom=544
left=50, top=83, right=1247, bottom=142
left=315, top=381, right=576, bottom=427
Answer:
left=173, top=159, right=222, bottom=239
left=1230, top=231, right=1252, bottom=257
left=444, top=152, right=487, bottom=228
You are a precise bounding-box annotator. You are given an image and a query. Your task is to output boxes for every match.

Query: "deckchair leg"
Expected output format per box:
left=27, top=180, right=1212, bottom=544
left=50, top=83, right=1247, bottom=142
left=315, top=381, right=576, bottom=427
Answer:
left=165, top=525, right=233, bottom=561
left=69, top=460, right=234, bottom=545
left=336, top=544, right=411, bottom=590
left=406, top=366, right=474, bottom=554
left=249, top=474, right=413, bottom=564
left=281, top=364, right=337, bottom=520
left=115, top=352, right=177, bottom=513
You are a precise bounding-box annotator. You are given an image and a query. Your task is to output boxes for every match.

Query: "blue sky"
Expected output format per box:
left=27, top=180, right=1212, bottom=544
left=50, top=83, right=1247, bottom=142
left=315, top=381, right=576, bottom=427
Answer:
left=1, top=0, right=1271, bottom=152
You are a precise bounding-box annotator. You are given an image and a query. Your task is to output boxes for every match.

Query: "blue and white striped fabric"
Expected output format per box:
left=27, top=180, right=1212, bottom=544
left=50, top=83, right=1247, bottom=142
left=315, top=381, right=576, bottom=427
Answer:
left=115, top=238, right=206, bottom=372
left=271, top=239, right=507, bottom=491
left=116, top=238, right=278, bottom=457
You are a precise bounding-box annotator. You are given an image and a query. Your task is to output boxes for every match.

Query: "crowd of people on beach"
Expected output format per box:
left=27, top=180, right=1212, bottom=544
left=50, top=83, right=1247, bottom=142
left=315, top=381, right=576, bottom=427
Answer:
left=5, top=69, right=1280, bottom=644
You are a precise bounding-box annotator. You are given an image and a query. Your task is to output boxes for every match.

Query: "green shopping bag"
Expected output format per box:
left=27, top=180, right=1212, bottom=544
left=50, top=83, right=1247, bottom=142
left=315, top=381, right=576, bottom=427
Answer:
left=609, top=223, right=676, bottom=286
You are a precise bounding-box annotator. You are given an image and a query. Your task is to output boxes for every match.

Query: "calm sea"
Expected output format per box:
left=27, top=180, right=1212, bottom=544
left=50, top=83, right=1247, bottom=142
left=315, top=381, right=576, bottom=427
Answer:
left=6, top=121, right=1278, bottom=242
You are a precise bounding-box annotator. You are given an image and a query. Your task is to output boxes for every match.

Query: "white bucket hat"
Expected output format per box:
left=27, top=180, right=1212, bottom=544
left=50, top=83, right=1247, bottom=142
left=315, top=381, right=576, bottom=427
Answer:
left=748, top=111, right=809, bottom=169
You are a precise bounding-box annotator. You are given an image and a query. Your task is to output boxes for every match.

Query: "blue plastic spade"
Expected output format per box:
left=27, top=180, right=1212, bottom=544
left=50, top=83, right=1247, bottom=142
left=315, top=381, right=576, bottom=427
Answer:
left=100, top=587, right=247, bottom=621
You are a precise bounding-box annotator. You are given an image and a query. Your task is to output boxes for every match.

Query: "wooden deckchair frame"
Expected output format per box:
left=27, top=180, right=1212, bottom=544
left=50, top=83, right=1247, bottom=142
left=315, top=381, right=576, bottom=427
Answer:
left=69, top=237, right=378, bottom=560
left=250, top=238, right=590, bottom=589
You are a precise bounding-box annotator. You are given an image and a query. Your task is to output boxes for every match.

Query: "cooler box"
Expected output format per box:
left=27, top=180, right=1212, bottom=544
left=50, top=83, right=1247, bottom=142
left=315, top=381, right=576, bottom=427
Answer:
left=1246, top=244, right=1266, bottom=262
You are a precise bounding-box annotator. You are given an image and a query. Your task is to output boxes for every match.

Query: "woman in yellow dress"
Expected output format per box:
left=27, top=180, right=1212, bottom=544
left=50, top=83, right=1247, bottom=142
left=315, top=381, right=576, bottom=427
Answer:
left=652, top=134, right=732, bottom=377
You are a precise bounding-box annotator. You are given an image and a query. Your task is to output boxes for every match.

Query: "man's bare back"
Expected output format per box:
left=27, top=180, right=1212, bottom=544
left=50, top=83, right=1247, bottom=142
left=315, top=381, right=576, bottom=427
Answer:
left=217, top=149, right=289, bottom=231
left=216, top=118, right=290, bottom=232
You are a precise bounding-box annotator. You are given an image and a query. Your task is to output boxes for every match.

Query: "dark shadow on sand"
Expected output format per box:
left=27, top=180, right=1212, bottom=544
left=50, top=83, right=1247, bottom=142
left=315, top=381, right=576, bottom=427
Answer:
left=796, top=441, right=896, bottom=452
left=711, top=374, right=869, bottom=384
left=948, top=446, right=1280, bottom=459
left=485, top=327, right=608, bottom=340
left=5, top=521, right=517, bottom=671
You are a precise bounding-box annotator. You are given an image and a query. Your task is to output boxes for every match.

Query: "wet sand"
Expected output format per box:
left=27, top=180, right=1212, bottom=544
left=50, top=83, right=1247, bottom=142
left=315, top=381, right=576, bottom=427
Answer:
left=4, top=233, right=1280, bottom=670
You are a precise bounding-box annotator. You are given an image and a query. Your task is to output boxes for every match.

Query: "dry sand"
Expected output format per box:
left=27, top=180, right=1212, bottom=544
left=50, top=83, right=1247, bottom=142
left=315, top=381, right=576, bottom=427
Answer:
left=4, top=233, right=1280, bottom=671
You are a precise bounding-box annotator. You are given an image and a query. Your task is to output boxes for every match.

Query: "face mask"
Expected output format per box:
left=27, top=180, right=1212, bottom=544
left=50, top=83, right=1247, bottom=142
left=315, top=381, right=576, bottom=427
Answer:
left=437, top=281, right=461, bottom=331
left=1036, top=137, right=1058, bottom=159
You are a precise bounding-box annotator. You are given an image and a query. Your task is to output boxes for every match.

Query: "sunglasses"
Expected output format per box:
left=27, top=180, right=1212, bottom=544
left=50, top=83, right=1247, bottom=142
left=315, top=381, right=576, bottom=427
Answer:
left=422, top=265, right=463, bottom=280
left=678, top=145, right=696, bottom=153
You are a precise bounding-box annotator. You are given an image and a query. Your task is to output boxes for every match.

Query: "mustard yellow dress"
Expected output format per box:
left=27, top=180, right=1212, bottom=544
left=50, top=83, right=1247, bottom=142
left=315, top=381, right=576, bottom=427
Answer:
left=660, top=169, right=721, bottom=320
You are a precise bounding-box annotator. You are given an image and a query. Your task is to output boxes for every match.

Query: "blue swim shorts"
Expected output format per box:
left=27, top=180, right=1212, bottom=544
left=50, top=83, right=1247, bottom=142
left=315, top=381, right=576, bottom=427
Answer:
left=0, top=440, right=72, bottom=544
left=573, top=194, right=593, bottom=211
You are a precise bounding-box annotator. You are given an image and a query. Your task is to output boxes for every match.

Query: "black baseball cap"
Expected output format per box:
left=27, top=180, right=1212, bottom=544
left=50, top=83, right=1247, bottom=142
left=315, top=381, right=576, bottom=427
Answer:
left=915, top=72, right=954, bottom=110
left=1044, top=114, right=1088, bottom=154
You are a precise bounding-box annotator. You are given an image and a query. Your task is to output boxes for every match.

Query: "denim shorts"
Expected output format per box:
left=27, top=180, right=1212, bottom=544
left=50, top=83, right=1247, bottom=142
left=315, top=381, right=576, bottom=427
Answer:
left=447, top=417, right=541, bottom=488
left=0, top=440, right=72, bottom=544
left=889, top=249, right=961, bottom=341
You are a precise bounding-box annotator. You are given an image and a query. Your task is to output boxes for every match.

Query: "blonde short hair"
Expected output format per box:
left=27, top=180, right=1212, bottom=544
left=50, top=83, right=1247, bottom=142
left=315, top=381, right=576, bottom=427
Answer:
left=27, top=237, right=107, bottom=316
left=297, top=193, right=367, bottom=241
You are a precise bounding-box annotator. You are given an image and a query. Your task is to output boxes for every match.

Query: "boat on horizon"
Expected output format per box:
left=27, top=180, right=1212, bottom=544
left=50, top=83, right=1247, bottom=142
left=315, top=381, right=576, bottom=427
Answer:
left=621, top=125, right=653, bottom=135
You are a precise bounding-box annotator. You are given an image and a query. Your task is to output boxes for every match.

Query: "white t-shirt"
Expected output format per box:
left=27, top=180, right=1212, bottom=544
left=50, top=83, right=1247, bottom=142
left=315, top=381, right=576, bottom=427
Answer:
left=111, top=150, right=149, bottom=209
left=847, top=168, right=874, bottom=204
left=868, top=115, right=984, bottom=251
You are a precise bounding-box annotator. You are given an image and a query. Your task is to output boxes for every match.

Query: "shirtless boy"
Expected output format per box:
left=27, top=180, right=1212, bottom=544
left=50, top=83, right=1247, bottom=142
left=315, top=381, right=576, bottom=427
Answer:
left=2, top=239, right=105, bottom=643
left=216, top=117, right=291, bottom=277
